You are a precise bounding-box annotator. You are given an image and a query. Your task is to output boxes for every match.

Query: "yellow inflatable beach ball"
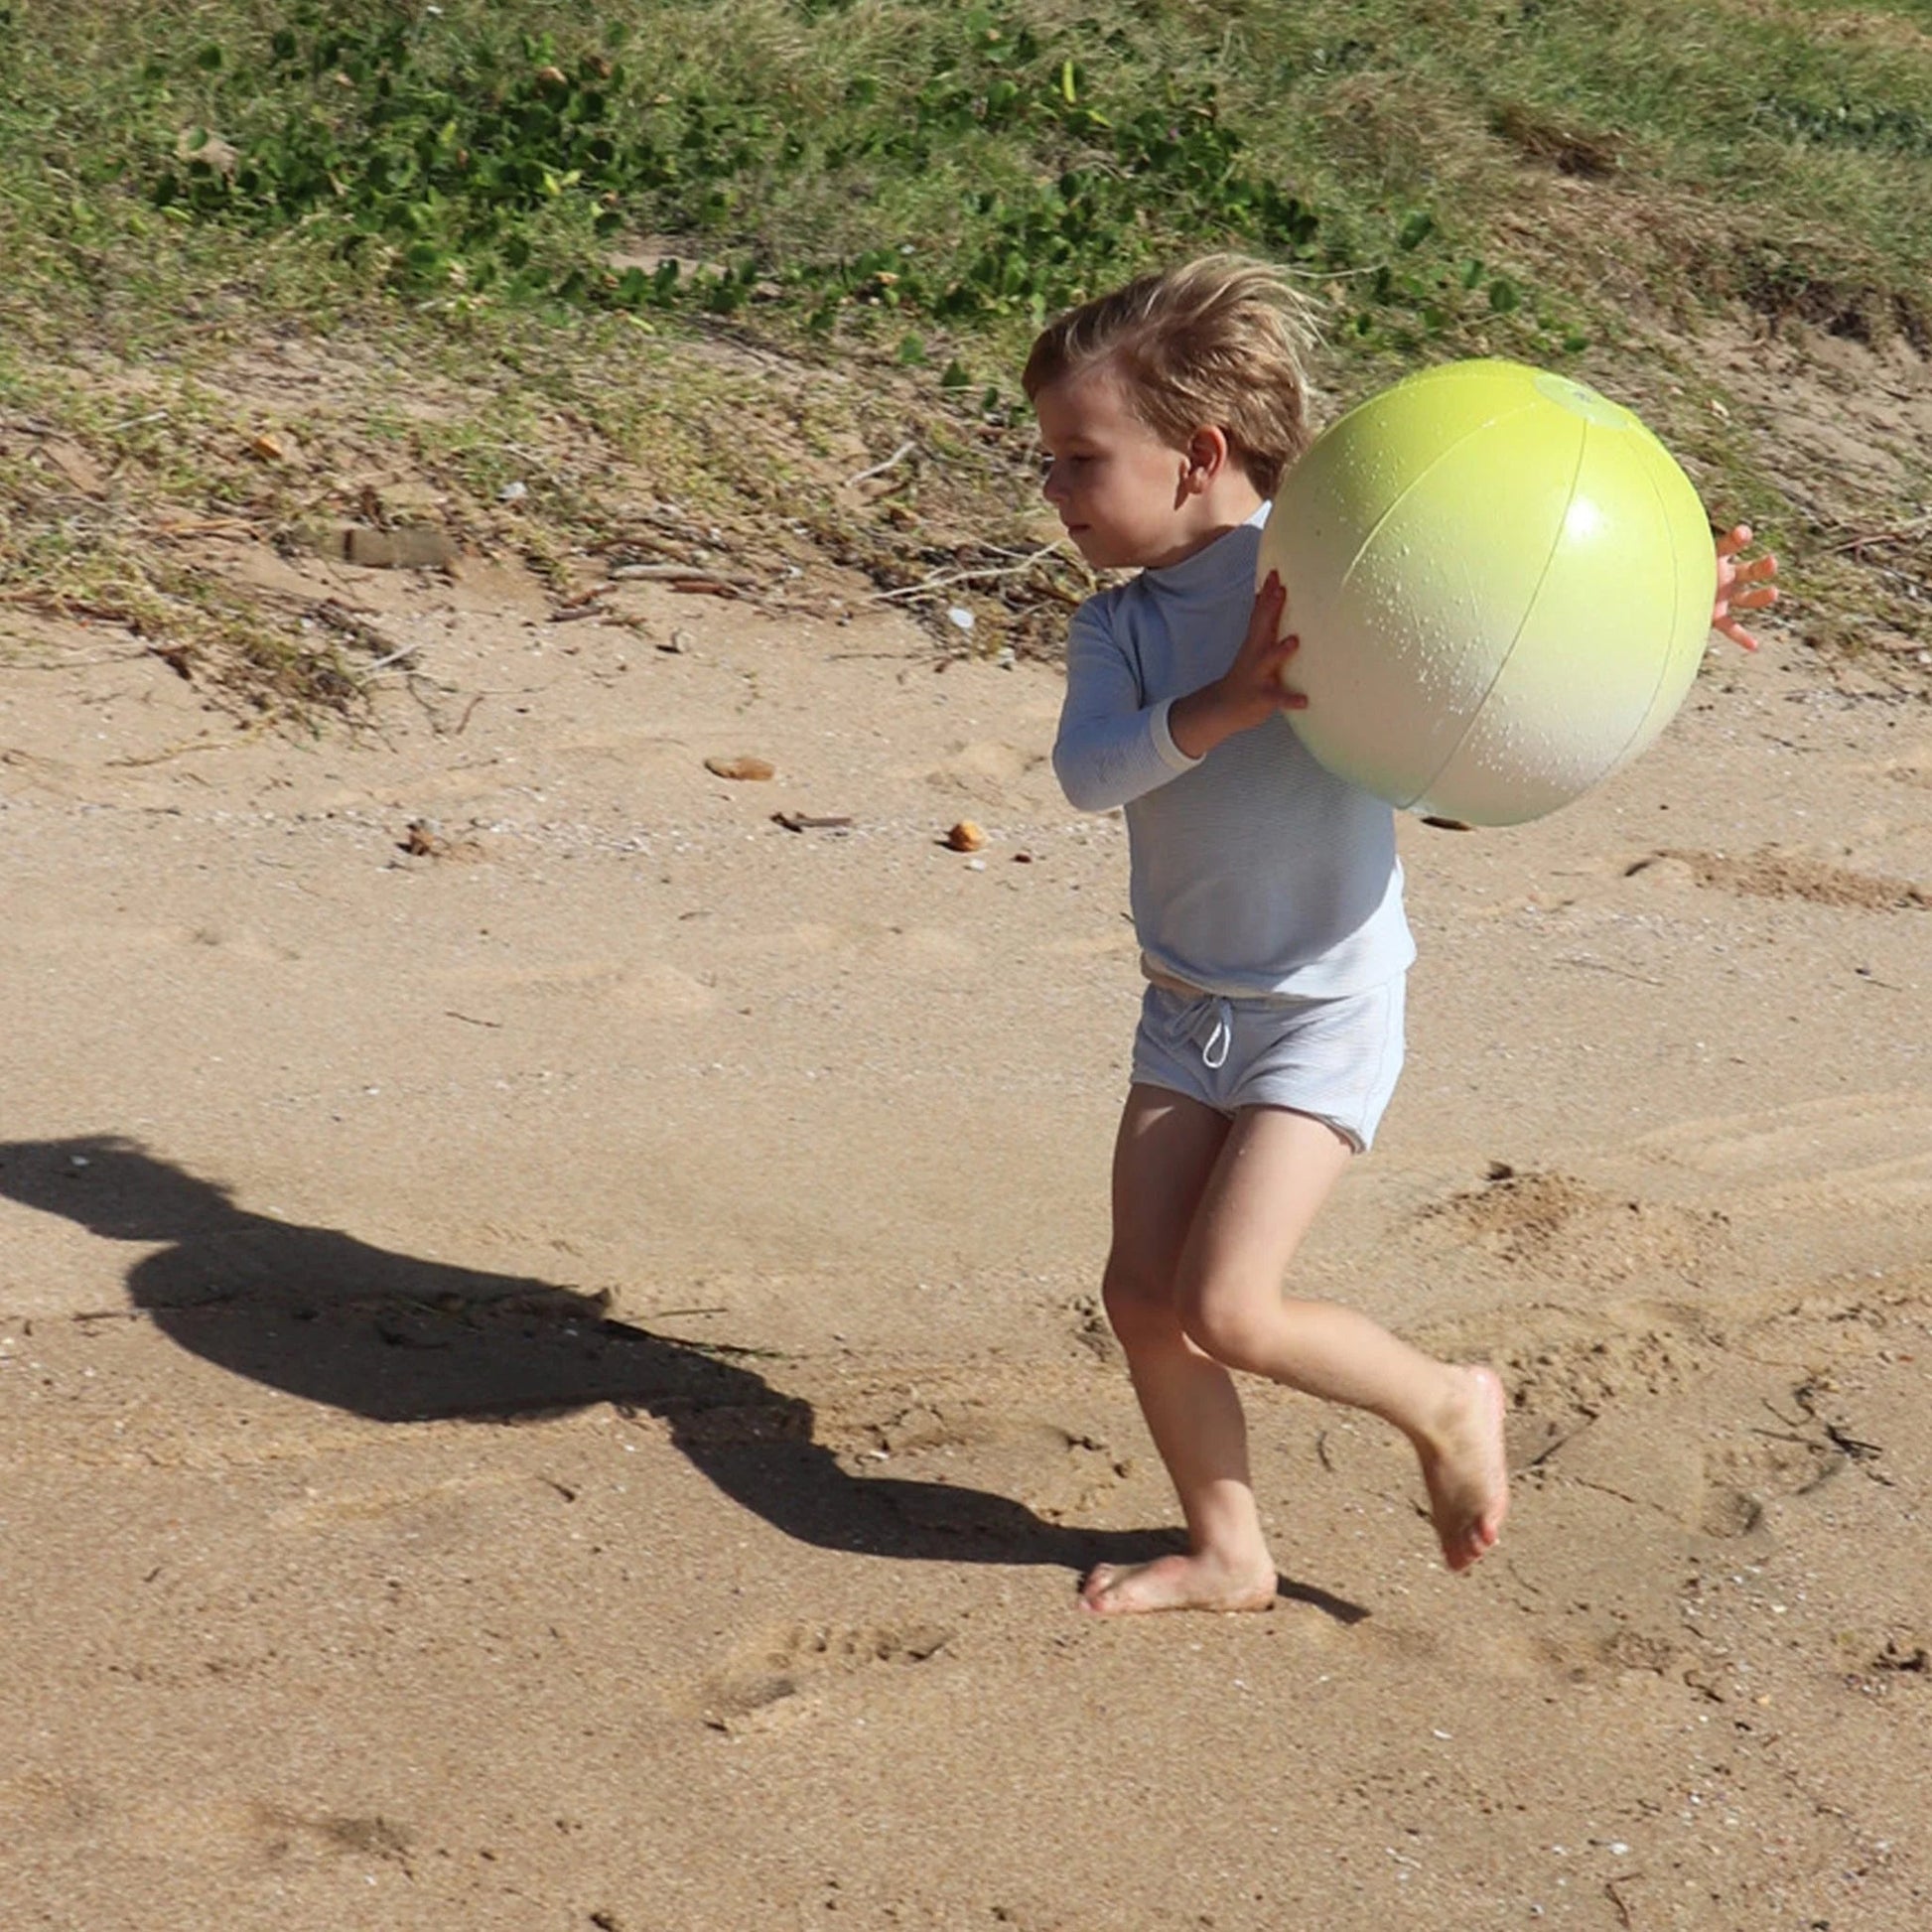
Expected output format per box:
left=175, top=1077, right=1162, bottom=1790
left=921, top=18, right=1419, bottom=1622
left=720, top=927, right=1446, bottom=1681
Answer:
left=1259, top=359, right=1716, bottom=826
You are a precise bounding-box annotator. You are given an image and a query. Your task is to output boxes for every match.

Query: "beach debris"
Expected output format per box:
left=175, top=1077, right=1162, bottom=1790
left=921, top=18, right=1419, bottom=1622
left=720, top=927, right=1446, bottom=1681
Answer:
left=1874, top=1636, right=1928, bottom=1672
left=610, top=562, right=757, bottom=597
left=772, top=812, right=854, bottom=834
left=944, top=819, right=985, bottom=852
left=300, top=521, right=457, bottom=570
left=706, top=755, right=775, bottom=781
left=846, top=439, right=915, bottom=487
left=400, top=817, right=485, bottom=862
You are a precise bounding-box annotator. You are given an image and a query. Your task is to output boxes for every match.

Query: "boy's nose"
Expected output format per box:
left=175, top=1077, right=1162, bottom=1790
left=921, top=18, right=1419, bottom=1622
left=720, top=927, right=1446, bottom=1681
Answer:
left=1040, top=462, right=1065, bottom=504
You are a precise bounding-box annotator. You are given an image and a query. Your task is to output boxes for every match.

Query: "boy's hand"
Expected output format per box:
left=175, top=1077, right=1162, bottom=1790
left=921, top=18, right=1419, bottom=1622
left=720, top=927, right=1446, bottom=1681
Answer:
left=1713, top=524, right=1778, bottom=651
left=1169, top=571, right=1305, bottom=759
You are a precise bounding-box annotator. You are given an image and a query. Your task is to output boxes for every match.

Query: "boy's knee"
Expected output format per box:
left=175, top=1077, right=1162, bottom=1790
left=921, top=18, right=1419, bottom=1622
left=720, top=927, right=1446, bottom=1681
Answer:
left=1100, top=1261, right=1177, bottom=1344
left=1177, top=1292, right=1271, bottom=1375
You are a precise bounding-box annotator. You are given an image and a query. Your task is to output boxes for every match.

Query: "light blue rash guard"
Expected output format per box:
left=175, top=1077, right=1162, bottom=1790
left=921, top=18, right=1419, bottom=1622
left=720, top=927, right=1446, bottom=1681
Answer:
left=1052, top=506, right=1416, bottom=1000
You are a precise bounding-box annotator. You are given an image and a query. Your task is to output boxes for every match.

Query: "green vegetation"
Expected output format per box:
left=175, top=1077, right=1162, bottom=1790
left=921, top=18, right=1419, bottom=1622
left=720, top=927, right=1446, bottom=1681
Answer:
left=2, top=0, right=1928, bottom=710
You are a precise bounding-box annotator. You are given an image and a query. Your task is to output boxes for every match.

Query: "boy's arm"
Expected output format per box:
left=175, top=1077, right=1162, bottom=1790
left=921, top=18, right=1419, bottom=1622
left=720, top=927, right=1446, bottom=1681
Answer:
left=1051, top=602, right=1184, bottom=811
left=1168, top=570, right=1306, bottom=759
left=1053, top=575, right=1308, bottom=812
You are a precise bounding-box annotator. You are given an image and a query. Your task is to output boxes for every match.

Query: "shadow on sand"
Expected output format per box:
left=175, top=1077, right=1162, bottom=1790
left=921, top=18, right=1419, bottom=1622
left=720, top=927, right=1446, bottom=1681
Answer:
left=0, top=1135, right=1365, bottom=1619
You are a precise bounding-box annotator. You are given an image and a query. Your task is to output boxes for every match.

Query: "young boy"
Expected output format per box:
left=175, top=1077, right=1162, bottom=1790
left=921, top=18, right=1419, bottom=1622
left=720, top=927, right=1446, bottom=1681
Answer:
left=1026, top=255, right=1777, bottom=1615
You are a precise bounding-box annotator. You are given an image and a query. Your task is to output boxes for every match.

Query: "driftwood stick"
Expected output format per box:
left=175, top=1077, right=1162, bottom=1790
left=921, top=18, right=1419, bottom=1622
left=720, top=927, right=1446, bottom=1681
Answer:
left=846, top=440, right=916, bottom=486
left=868, top=541, right=1065, bottom=604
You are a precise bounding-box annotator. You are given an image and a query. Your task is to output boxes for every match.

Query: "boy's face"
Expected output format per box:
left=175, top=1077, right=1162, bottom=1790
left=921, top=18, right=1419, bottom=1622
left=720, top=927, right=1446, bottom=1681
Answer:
left=1035, top=363, right=1199, bottom=571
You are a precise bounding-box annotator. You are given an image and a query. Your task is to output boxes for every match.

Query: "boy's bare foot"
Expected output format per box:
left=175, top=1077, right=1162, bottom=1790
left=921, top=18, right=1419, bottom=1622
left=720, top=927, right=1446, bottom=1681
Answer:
left=1419, top=1364, right=1510, bottom=1572
left=1078, top=1550, right=1279, bottom=1616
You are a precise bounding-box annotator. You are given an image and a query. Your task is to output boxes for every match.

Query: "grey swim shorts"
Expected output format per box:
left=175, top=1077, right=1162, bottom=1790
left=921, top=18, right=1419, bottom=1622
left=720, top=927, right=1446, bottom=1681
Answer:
left=1130, top=974, right=1407, bottom=1152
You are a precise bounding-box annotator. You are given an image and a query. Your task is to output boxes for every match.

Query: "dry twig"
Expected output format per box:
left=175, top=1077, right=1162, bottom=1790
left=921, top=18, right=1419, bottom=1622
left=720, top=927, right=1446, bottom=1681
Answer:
left=868, top=540, right=1066, bottom=604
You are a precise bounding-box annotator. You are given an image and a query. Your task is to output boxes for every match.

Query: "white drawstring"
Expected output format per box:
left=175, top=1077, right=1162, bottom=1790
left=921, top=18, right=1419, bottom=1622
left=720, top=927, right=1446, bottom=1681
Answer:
left=1199, top=997, right=1233, bottom=1070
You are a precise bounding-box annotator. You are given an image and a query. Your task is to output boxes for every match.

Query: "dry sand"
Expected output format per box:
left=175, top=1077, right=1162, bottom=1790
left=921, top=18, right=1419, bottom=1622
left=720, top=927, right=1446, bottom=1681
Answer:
left=3, top=501, right=1930, bottom=1929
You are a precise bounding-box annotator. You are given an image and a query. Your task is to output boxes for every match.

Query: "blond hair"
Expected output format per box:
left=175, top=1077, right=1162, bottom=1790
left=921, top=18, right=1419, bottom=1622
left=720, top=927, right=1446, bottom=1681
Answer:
left=1022, top=255, right=1319, bottom=497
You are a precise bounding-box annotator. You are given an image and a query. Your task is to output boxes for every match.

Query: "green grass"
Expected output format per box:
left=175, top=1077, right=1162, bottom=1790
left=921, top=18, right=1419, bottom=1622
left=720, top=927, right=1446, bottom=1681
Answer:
left=2, top=0, right=1929, bottom=710
left=16, top=1, right=1930, bottom=359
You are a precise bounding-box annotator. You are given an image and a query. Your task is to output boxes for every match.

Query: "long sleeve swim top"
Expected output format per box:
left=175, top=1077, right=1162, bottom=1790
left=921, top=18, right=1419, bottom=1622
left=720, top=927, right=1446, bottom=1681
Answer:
left=1052, top=508, right=1415, bottom=999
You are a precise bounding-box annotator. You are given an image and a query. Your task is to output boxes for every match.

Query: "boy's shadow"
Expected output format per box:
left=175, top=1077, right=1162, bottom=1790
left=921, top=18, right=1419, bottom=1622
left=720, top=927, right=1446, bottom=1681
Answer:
left=0, top=1135, right=1364, bottom=1618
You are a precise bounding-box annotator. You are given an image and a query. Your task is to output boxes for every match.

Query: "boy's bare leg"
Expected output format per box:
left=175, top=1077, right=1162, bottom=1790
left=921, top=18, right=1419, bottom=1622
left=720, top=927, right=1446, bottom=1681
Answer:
left=1080, top=1085, right=1285, bottom=1615
left=1177, top=1106, right=1510, bottom=1573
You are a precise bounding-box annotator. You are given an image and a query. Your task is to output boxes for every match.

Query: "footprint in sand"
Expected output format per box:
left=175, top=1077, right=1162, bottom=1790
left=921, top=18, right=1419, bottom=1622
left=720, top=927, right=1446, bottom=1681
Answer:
left=1699, top=1432, right=1848, bottom=1538
left=38, top=1791, right=416, bottom=1873
left=701, top=1621, right=955, bottom=1735
left=815, top=1387, right=1128, bottom=1528
left=434, top=956, right=719, bottom=1017
left=1622, top=845, right=1931, bottom=911
left=1523, top=1400, right=1836, bottom=1543
left=1479, top=1310, right=1718, bottom=1469
left=734, top=920, right=983, bottom=980
left=1412, top=1165, right=1727, bottom=1287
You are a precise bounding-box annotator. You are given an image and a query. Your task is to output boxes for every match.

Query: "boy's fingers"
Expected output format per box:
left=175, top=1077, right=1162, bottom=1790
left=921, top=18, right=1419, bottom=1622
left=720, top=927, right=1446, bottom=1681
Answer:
left=1260, top=635, right=1301, bottom=677
left=1275, top=636, right=1308, bottom=706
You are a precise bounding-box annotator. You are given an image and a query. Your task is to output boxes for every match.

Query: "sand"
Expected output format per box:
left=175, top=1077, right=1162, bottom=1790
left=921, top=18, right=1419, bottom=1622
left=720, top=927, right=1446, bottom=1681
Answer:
left=3, top=508, right=1930, bottom=1930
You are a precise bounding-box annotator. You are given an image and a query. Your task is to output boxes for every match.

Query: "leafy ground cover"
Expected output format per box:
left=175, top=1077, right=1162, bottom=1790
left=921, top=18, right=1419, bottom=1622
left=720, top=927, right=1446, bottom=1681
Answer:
left=1, top=0, right=1927, bottom=714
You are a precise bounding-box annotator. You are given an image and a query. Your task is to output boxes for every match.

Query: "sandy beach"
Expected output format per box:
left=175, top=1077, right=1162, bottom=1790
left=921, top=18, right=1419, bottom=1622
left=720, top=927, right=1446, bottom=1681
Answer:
left=4, top=364, right=1931, bottom=1928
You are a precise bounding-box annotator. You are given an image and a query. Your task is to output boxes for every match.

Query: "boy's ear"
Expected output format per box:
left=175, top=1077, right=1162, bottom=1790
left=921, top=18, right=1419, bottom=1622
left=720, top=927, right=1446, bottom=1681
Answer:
left=1183, top=426, right=1231, bottom=491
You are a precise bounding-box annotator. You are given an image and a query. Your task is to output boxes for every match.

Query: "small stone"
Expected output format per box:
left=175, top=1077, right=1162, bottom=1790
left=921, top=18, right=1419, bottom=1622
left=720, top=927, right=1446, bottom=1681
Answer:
left=945, top=820, right=985, bottom=853
left=705, top=756, right=775, bottom=781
